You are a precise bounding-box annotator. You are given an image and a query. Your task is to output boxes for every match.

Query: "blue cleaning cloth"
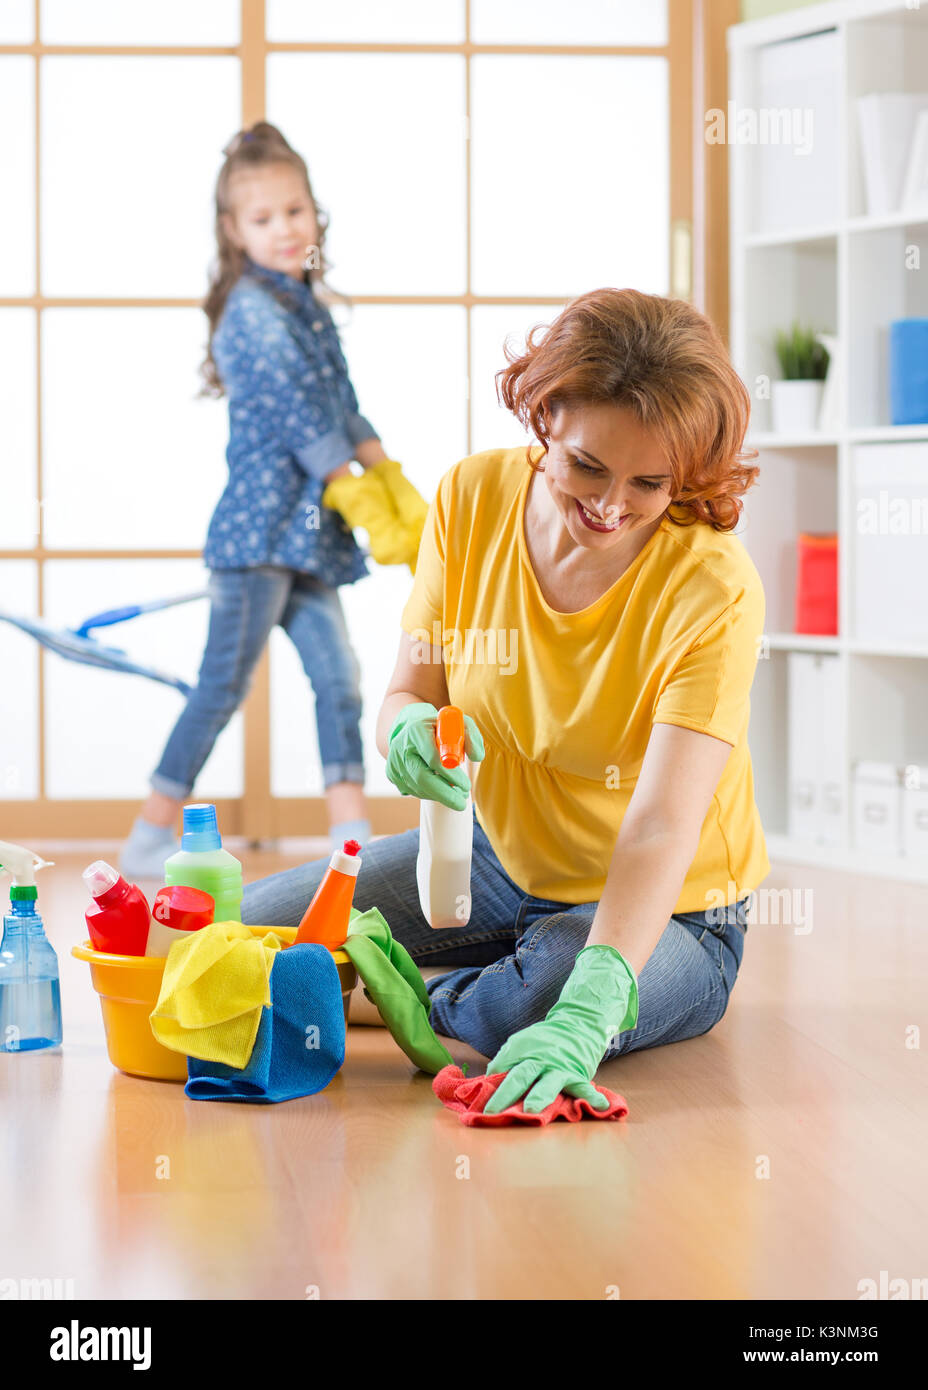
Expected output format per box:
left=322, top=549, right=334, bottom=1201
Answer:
left=184, top=943, right=345, bottom=1103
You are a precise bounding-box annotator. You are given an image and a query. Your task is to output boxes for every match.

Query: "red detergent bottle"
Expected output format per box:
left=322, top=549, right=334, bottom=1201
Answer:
left=82, top=860, right=151, bottom=956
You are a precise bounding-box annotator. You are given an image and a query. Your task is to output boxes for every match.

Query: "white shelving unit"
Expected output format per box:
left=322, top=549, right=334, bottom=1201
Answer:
left=728, top=0, right=928, bottom=883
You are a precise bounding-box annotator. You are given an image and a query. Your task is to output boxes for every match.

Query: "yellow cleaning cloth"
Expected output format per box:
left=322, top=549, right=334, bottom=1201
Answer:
left=149, top=921, right=283, bottom=1068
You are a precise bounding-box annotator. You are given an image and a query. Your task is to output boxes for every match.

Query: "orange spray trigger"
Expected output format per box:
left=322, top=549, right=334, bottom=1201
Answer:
left=436, top=706, right=466, bottom=769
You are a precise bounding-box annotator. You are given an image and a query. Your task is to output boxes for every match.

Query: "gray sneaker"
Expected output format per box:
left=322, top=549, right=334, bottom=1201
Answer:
left=119, top=819, right=181, bottom=882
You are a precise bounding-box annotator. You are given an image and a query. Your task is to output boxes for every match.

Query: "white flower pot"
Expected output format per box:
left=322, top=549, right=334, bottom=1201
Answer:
left=772, top=379, right=825, bottom=435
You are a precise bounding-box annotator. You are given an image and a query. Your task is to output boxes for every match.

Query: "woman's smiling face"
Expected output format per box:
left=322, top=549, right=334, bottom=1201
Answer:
left=542, top=401, right=674, bottom=548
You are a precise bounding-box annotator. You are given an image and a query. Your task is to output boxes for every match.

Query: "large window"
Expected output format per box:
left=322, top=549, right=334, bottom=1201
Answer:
left=0, top=0, right=678, bottom=837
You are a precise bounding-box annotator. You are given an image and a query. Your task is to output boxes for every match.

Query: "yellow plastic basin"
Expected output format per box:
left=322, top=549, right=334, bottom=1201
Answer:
left=71, top=925, right=357, bottom=1083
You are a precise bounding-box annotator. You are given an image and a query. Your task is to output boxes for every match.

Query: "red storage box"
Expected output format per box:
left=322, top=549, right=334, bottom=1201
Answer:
left=795, top=532, right=838, bottom=635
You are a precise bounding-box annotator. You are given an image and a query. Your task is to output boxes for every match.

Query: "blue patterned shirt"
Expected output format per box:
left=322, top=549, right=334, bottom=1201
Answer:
left=204, top=254, right=376, bottom=585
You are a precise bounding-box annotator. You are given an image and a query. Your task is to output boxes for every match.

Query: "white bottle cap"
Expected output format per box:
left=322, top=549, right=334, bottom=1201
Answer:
left=82, top=860, right=120, bottom=899
left=330, top=848, right=361, bottom=877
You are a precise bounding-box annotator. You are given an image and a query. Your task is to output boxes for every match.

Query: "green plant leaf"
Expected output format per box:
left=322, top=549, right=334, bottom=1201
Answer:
left=774, top=321, right=831, bottom=380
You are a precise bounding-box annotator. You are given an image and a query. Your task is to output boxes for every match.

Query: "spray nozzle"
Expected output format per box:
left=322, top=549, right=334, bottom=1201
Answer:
left=0, top=840, right=55, bottom=888
left=436, top=706, right=466, bottom=769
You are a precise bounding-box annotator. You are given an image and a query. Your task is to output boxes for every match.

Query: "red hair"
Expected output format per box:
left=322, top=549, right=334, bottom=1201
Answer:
left=496, top=288, right=759, bottom=531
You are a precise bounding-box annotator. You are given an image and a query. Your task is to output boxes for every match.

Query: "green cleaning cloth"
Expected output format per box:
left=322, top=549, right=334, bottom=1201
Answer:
left=343, top=906, right=454, bottom=1075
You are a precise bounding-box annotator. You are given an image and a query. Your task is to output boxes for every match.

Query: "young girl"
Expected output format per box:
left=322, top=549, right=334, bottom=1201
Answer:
left=121, top=121, right=428, bottom=879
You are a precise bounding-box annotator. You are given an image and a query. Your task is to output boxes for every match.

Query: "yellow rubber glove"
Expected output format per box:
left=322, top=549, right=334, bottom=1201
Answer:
left=370, top=458, right=429, bottom=530
left=322, top=468, right=412, bottom=567
left=371, top=459, right=429, bottom=577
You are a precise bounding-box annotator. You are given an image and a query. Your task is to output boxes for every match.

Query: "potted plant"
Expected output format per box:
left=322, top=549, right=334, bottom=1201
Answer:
left=771, top=322, right=831, bottom=433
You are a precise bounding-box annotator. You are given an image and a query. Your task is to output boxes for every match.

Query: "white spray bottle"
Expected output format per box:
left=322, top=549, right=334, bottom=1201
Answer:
left=416, top=706, right=473, bottom=929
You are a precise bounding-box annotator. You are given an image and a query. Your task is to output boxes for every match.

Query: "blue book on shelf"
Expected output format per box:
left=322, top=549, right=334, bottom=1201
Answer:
left=889, top=319, right=928, bottom=426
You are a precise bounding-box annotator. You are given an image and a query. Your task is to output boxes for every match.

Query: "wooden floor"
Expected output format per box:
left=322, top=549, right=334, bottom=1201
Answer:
left=1, top=839, right=926, bottom=1301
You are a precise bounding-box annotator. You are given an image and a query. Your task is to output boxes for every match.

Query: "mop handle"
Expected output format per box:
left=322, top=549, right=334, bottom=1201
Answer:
left=74, top=590, right=209, bottom=638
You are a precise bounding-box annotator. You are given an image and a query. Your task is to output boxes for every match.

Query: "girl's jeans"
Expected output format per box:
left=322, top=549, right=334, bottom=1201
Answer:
left=151, top=566, right=364, bottom=800
left=241, top=807, right=750, bottom=1061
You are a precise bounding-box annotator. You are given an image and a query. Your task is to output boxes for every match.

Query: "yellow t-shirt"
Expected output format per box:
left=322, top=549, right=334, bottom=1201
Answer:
left=400, top=446, right=770, bottom=912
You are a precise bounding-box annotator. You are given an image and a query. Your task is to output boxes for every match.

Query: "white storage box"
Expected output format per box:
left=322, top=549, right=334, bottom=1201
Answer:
left=852, top=761, right=903, bottom=855
left=902, top=765, right=928, bottom=860
left=853, top=443, right=928, bottom=647
left=788, top=653, right=845, bottom=844
left=788, top=653, right=821, bottom=842
left=856, top=93, right=928, bottom=216
left=753, top=30, right=840, bottom=234
left=820, top=654, right=845, bottom=846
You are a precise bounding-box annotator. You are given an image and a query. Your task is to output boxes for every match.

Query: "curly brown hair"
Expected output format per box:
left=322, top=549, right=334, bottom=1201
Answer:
left=496, top=288, right=759, bottom=532
left=198, top=121, right=346, bottom=399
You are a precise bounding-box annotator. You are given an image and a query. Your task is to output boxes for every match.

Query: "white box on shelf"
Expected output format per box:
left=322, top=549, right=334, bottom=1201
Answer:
left=819, top=654, right=845, bottom=845
left=856, top=92, right=928, bottom=217
left=901, top=110, right=928, bottom=215
left=901, top=764, right=928, bottom=859
left=852, top=761, right=903, bottom=855
left=788, top=652, right=842, bottom=843
left=752, top=30, right=840, bottom=234
left=853, top=442, right=928, bottom=647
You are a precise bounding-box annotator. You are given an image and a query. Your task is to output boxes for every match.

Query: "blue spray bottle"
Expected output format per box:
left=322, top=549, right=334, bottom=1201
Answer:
left=0, top=840, right=61, bottom=1052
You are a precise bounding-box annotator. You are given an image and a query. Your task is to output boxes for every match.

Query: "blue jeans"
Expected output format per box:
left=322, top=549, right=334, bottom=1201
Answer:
left=151, top=566, right=364, bottom=799
left=241, top=807, right=750, bottom=1061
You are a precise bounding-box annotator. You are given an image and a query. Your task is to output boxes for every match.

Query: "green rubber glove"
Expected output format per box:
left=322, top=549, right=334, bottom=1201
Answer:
left=483, top=944, right=639, bottom=1115
left=385, top=702, right=484, bottom=811
left=342, top=905, right=454, bottom=1074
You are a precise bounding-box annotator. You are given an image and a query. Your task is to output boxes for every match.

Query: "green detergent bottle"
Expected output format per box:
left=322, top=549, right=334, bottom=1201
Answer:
left=163, top=804, right=243, bottom=923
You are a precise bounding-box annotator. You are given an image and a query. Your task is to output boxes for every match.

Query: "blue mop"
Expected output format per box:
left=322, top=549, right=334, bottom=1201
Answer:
left=0, top=590, right=209, bottom=695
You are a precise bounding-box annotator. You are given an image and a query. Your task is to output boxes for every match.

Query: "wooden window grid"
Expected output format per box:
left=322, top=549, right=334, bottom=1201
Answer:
left=0, top=0, right=735, bottom=841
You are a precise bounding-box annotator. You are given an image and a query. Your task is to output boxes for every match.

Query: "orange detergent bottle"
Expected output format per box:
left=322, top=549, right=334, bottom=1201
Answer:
left=292, top=839, right=362, bottom=950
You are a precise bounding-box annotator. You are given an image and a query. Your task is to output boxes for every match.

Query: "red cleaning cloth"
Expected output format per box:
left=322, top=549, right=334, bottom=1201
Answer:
left=433, top=1064, right=628, bottom=1127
